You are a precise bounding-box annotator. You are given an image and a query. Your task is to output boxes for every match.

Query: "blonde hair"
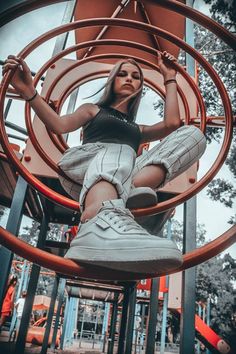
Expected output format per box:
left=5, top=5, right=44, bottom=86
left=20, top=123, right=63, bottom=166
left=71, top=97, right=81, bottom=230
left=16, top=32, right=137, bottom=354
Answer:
left=94, top=58, right=144, bottom=121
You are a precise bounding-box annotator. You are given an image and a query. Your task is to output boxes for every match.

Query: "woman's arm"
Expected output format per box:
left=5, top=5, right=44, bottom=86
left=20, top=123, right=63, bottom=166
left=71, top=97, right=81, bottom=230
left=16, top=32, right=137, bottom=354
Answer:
left=140, top=51, right=181, bottom=143
left=2, top=56, right=98, bottom=134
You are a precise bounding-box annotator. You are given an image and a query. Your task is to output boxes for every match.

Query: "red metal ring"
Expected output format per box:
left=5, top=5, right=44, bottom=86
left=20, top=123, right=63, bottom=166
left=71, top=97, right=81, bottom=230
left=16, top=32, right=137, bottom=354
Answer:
left=0, top=18, right=233, bottom=215
left=0, top=225, right=235, bottom=280
left=24, top=39, right=195, bottom=155
left=45, top=54, right=191, bottom=153
left=0, top=3, right=235, bottom=279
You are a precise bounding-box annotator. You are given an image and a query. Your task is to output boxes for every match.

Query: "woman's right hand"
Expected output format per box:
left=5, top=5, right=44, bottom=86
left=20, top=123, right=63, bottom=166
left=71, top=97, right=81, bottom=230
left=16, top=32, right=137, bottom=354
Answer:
left=2, top=55, right=35, bottom=99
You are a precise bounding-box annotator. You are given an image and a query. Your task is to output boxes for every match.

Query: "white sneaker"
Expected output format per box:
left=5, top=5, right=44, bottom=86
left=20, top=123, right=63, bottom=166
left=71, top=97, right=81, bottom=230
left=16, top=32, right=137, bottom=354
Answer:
left=65, top=199, right=182, bottom=274
left=126, top=186, right=157, bottom=209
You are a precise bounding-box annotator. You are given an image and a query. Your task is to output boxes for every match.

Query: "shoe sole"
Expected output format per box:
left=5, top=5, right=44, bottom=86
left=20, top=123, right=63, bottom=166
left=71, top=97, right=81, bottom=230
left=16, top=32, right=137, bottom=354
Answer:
left=65, top=246, right=182, bottom=274
left=126, top=193, right=157, bottom=209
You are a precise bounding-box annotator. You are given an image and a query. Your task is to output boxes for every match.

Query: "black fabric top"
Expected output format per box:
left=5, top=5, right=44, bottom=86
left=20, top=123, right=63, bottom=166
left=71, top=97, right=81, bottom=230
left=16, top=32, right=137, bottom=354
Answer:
left=82, top=106, right=142, bottom=153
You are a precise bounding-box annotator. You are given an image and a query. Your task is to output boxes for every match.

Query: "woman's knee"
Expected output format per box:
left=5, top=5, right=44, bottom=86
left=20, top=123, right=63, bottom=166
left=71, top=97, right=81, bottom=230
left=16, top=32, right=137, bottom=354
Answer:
left=180, top=125, right=207, bottom=155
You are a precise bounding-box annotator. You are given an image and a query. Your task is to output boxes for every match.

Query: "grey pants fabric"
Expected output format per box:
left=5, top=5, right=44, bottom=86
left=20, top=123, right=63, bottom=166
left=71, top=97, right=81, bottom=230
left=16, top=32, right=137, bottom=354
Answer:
left=58, top=125, right=206, bottom=208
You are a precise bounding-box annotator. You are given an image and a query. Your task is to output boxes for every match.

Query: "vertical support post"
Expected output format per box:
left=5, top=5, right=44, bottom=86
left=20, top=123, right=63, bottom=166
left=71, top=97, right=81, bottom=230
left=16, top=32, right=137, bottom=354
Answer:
left=139, top=303, right=146, bottom=351
left=60, top=296, right=69, bottom=349
left=145, top=278, right=160, bottom=354
left=101, top=302, right=110, bottom=352
left=9, top=260, right=27, bottom=340
left=0, top=176, right=28, bottom=311
left=51, top=278, right=66, bottom=349
left=186, top=0, right=195, bottom=77
left=40, top=276, right=60, bottom=354
left=197, top=304, right=202, bottom=354
left=180, top=198, right=197, bottom=354
left=15, top=214, right=49, bottom=354
left=160, top=219, right=171, bottom=354
left=206, top=297, right=211, bottom=354
left=107, top=295, right=119, bottom=354
left=160, top=281, right=169, bottom=354
left=180, top=1, right=197, bottom=352
left=125, top=284, right=137, bottom=354
left=65, top=298, right=74, bottom=346
left=117, top=285, right=130, bottom=354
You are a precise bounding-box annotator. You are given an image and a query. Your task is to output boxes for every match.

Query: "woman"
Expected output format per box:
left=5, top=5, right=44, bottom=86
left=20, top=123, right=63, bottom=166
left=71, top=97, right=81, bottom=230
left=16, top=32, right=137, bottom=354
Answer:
left=2, top=52, right=206, bottom=274
left=0, top=275, right=17, bottom=332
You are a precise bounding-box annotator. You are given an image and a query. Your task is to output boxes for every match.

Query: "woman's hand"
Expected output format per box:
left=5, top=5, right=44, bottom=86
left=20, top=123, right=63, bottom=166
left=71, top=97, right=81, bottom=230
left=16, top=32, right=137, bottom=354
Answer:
left=2, top=55, right=35, bottom=99
left=157, top=51, right=177, bottom=81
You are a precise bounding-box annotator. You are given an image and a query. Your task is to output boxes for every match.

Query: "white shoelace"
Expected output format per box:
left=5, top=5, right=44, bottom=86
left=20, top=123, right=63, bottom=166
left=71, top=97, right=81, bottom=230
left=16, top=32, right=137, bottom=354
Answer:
left=103, top=207, right=147, bottom=233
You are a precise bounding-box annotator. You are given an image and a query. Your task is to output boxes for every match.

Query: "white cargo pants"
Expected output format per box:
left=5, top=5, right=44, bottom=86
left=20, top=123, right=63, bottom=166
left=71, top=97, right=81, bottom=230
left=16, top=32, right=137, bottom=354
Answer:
left=58, top=125, right=206, bottom=209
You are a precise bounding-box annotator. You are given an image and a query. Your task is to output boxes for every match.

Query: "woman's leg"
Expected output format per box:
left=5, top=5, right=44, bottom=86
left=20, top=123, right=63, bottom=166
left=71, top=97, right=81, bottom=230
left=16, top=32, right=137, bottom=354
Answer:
left=65, top=143, right=183, bottom=273
left=81, top=181, right=118, bottom=222
left=132, top=164, right=167, bottom=189
left=79, top=143, right=136, bottom=218
left=133, top=125, right=206, bottom=190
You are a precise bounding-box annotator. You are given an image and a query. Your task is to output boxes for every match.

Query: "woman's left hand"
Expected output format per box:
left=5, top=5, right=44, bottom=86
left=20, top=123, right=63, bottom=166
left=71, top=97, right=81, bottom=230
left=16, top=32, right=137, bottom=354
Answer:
left=157, top=51, right=177, bottom=80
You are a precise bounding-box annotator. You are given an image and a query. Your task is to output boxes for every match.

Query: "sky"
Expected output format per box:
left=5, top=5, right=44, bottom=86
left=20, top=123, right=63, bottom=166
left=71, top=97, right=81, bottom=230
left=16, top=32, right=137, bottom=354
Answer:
left=0, top=1, right=235, bottom=260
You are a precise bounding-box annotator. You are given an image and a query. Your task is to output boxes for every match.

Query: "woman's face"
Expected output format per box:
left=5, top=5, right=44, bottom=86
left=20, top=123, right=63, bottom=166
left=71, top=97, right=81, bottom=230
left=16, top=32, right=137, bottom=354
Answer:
left=113, top=62, right=142, bottom=99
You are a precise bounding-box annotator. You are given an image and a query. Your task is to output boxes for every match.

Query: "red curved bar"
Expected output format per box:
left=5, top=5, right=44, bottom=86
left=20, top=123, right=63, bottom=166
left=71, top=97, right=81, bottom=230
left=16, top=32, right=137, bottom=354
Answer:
left=149, top=0, right=236, bottom=50
left=22, top=39, right=196, bottom=155
left=2, top=0, right=234, bottom=50
left=0, top=1, right=235, bottom=279
left=55, top=73, right=189, bottom=152
left=0, top=225, right=235, bottom=280
left=1, top=19, right=232, bottom=215
left=0, top=18, right=232, bottom=214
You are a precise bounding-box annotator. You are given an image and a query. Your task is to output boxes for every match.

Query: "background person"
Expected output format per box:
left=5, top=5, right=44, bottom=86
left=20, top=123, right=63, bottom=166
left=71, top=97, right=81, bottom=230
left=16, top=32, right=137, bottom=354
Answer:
left=0, top=275, right=18, bottom=333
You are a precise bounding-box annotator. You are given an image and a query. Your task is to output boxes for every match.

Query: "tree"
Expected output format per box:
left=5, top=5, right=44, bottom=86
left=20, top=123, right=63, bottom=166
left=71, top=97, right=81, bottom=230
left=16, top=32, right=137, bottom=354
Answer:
left=196, top=254, right=236, bottom=347
left=0, top=205, right=6, bottom=222
left=194, top=0, right=236, bottom=216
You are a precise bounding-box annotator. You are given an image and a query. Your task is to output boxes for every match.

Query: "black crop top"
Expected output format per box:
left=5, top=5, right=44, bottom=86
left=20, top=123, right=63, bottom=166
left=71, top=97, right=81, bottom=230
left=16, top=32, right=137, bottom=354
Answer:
left=82, top=106, right=142, bottom=153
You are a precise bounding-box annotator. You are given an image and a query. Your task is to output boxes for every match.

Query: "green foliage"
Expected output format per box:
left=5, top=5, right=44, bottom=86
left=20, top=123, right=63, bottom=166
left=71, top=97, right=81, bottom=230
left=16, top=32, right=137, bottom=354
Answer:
left=164, top=219, right=207, bottom=250
left=204, top=0, right=236, bottom=25
left=168, top=219, right=236, bottom=342
left=0, top=205, right=6, bottom=219
left=196, top=254, right=236, bottom=340
left=19, top=220, right=40, bottom=246
left=47, top=223, right=64, bottom=241
left=196, top=0, right=236, bottom=213
left=207, top=178, right=236, bottom=208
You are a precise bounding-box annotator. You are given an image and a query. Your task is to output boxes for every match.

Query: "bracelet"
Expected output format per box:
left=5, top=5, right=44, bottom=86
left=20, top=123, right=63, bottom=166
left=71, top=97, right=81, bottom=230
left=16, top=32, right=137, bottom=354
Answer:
left=25, top=90, right=37, bottom=102
left=164, top=79, right=177, bottom=85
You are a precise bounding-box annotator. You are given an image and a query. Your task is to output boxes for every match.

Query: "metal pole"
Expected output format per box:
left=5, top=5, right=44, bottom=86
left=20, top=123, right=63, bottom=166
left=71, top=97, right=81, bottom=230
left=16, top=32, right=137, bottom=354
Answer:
left=101, top=302, right=110, bottom=352
left=0, top=176, right=28, bottom=311
left=139, top=303, right=146, bottom=352
left=15, top=214, right=49, bottom=354
left=60, top=296, right=69, bottom=350
left=117, top=285, right=130, bottom=354
left=125, top=284, right=137, bottom=354
left=197, top=303, right=202, bottom=354
left=160, top=286, right=169, bottom=354
left=40, top=276, right=60, bottom=354
left=51, top=278, right=66, bottom=349
left=145, top=278, right=160, bottom=354
left=180, top=198, right=197, bottom=354
left=8, top=261, right=27, bottom=341
left=206, top=297, right=211, bottom=354
left=180, top=1, right=197, bottom=352
left=107, top=295, right=119, bottom=354
left=160, top=220, right=172, bottom=354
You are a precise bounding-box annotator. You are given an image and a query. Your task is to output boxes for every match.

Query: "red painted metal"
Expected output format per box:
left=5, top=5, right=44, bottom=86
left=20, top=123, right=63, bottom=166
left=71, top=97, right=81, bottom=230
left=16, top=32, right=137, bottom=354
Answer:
left=0, top=225, right=235, bottom=280
left=0, top=2, right=235, bottom=278
left=0, top=18, right=233, bottom=214
left=54, top=72, right=189, bottom=152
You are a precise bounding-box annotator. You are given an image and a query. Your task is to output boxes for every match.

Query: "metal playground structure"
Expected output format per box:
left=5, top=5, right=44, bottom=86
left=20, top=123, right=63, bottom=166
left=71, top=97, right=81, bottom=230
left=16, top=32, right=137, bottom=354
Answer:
left=0, top=1, right=235, bottom=353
